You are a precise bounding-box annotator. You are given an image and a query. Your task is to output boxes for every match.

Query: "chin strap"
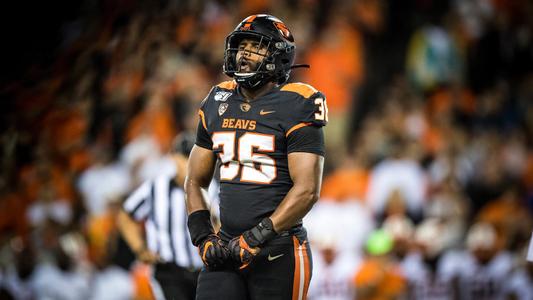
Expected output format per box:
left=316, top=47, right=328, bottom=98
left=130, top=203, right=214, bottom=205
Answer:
left=236, top=64, right=309, bottom=88
left=290, top=64, right=310, bottom=69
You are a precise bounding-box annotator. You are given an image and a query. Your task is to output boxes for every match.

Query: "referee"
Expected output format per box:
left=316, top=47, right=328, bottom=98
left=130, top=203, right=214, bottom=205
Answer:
left=118, top=132, right=213, bottom=300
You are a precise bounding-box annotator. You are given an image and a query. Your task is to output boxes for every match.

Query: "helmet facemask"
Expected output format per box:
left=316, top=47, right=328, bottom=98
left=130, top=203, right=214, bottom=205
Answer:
left=224, top=32, right=281, bottom=90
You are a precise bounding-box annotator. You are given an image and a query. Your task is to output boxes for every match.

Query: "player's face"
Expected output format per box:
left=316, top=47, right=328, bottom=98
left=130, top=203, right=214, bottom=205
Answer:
left=236, top=38, right=268, bottom=73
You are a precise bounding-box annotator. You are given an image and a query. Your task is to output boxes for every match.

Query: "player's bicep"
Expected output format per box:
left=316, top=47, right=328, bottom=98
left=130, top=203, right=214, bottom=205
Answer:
left=187, top=144, right=216, bottom=189
left=287, top=152, right=324, bottom=194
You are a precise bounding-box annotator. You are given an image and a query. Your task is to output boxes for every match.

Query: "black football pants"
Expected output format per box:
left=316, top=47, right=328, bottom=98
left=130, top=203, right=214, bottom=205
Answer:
left=153, top=263, right=200, bottom=300
left=195, top=228, right=313, bottom=300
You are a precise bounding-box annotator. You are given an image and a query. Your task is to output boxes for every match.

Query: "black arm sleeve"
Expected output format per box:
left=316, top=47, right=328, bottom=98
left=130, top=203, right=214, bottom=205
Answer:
left=195, top=119, right=212, bottom=150
left=287, top=125, right=325, bottom=156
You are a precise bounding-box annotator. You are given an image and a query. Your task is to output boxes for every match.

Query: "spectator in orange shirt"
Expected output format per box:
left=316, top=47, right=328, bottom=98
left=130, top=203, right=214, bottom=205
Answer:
left=354, top=229, right=406, bottom=300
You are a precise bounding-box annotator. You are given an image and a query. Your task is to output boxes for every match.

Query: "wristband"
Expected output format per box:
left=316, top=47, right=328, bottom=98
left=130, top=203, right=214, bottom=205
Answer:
left=187, top=210, right=214, bottom=246
left=244, top=218, right=278, bottom=247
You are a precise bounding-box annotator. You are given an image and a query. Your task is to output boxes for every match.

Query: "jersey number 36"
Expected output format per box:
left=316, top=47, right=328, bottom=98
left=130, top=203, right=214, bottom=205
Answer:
left=212, top=132, right=276, bottom=184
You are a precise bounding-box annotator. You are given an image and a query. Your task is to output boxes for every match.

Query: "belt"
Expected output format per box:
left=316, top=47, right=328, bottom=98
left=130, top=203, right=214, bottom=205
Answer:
left=220, top=224, right=304, bottom=241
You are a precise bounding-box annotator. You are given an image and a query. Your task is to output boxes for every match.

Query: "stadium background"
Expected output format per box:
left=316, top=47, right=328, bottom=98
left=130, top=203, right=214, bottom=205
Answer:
left=1, top=0, right=532, bottom=299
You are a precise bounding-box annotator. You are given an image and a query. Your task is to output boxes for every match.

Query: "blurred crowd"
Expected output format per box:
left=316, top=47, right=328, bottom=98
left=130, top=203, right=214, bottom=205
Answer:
left=1, top=0, right=532, bottom=299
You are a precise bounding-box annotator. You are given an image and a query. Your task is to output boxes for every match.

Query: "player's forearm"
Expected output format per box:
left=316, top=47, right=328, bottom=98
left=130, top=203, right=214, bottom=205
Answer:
left=270, top=153, right=324, bottom=232
left=117, top=210, right=146, bottom=253
left=270, top=183, right=320, bottom=232
left=185, top=145, right=216, bottom=215
left=185, top=176, right=217, bottom=247
left=184, top=176, right=210, bottom=214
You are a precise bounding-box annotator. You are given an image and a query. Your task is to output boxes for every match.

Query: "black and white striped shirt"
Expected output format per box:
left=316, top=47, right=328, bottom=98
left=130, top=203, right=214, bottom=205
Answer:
left=123, top=175, right=203, bottom=269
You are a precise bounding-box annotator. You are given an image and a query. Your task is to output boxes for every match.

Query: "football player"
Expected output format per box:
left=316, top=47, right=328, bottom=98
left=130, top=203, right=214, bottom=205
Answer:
left=185, top=14, right=328, bottom=299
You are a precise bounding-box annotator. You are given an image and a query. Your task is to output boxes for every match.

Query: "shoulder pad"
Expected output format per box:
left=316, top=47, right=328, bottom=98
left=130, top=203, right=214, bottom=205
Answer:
left=278, top=85, right=328, bottom=133
left=280, top=82, right=318, bottom=98
left=216, top=80, right=237, bottom=90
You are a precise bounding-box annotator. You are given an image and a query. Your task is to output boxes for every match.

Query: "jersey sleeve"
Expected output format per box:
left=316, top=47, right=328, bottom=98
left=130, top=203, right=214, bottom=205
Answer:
left=280, top=83, right=328, bottom=137
left=195, top=107, right=212, bottom=149
left=287, top=125, right=325, bottom=156
left=195, top=89, right=214, bottom=150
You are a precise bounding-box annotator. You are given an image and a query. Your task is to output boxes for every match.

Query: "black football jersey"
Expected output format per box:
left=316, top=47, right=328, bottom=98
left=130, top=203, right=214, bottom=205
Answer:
left=195, top=80, right=328, bottom=237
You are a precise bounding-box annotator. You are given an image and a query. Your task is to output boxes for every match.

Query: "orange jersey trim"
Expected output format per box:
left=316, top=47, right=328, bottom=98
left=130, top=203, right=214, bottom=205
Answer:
left=216, top=80, right=237, bottom=90
left=198, top=109, right=207, bottom=130
left=286, top=122, right=312, bottom=137
left=281, top=83, right=318, bottom=98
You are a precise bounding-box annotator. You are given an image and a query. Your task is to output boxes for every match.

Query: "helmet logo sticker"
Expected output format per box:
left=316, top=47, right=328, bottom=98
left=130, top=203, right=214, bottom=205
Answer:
left=215, top=91, right=232, bottom=102
left=273, top=21, right=292, bottom=40
left=218, top=103, right=229, bottom=116
left=240, top=103, right=251, bottom=112
left=240, top=15, right=257, bottom=31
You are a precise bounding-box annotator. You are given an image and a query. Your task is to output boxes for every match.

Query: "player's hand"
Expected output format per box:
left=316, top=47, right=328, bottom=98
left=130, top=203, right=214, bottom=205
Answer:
left=228, top=234, right=261, bottom=270
left=229, top=218, right=277, bottom=269
left=199, top=234, right=229, bottom=268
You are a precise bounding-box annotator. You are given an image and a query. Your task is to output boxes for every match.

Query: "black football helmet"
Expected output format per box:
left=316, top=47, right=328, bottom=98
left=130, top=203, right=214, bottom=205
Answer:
left=223, top=14, right=296, bottom=89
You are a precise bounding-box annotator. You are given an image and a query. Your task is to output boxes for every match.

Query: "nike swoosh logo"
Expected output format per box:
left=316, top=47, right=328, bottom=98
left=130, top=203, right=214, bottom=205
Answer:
left=267, top=254, right=284, bottom=261
left=260, top=109, right=275, bottom=115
